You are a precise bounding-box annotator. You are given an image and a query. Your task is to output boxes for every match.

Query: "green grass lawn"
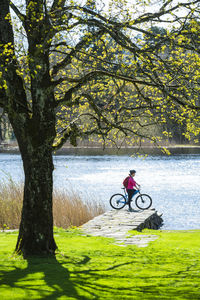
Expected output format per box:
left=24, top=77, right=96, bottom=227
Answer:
left=0, top=228, right=200, bottom=299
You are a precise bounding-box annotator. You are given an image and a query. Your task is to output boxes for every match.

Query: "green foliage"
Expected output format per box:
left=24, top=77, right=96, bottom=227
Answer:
left=1, top=0, right=200, bottom=150
left=0, top=229, right=200, bottom=299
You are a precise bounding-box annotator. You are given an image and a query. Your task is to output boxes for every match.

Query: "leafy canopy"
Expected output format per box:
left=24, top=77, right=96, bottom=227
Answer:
left=0, top=0, right=200, bottom=150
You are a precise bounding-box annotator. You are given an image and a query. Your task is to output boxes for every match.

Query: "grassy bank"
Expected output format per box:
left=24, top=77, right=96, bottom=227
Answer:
left=0, top=228, right=200, bottom=299
left=0, top=179, right=105, bottom=229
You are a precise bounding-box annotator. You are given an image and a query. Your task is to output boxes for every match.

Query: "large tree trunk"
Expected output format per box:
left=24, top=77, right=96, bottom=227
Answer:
left=15, top=141, right=57, bottom=256
left=17, top=151, right=56, bottom=256
left=8, top=84, right=58, bottom=256
left=0, top=0, right=58, bottom=256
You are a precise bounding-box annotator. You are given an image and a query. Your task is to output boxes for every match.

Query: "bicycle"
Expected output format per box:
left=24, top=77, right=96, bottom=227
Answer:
left=109, top=187, right=152, bottom=210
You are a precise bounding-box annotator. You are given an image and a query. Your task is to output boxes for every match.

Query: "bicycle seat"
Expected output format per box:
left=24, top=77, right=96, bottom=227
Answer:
left=121, top=187, right=125, bottom=190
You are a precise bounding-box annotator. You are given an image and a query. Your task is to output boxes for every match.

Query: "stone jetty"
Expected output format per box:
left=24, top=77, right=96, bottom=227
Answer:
left=81, top=209, right=163, bottom=247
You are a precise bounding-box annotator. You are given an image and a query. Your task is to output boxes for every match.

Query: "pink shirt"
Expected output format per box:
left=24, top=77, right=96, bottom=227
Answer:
left=127, top=176, right=136, bottom=190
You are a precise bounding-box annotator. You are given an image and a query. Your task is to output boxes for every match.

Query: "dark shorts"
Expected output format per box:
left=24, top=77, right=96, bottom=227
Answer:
left=127, top=189, right=137, bottom=202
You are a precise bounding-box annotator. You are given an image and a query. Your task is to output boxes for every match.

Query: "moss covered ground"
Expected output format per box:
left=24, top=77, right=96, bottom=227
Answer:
left=0, top=228, right=200, bottom=299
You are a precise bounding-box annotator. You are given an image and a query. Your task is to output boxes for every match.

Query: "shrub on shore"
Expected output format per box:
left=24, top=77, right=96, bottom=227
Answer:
left=0, top=179, right=105, bottom=229
left=53, top=189, right=105, bottom=228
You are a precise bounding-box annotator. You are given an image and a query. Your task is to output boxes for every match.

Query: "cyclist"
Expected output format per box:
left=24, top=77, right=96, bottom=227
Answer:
left=126, top=170, right=140, bottom=211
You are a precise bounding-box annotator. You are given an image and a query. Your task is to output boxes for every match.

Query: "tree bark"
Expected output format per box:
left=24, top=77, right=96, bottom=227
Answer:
left=15, top=139, right=57, bottom=256
left=7, top=82, right=58, bottom=256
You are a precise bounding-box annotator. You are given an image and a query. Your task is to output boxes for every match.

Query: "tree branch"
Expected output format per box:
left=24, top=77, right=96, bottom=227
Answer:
left=51, top=0, right=67, bottom=13
left=10, top=1, right=26, bottom=24
left=131, top=0, right=200, bottom=25
left=51, top=29, right=104, bottom=77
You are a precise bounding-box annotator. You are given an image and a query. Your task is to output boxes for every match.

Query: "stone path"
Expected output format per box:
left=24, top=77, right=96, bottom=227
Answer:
left=81, top=208, right=163, bottom=247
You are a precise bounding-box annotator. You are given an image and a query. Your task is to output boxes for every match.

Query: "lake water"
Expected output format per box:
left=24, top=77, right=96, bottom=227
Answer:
left=0, top=153, right=200, bottom=230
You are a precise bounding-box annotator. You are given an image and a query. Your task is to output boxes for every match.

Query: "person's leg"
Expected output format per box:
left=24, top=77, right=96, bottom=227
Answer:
left=127, top=189, right=135, bottom=210
left=132, top=189, right=139, bottom=197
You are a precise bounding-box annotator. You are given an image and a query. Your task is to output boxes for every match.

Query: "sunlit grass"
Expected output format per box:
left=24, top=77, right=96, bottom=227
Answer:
left=0, top=229, right=200, bottom=299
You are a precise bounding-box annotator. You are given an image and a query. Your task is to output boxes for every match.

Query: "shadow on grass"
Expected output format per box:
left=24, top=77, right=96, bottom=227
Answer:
left=0, top=254, right=200, bottom=299
left=0, top=256, right=141, bottom=299
left=0, top=255, right=90, bottom=299
left=69, top=262, right=200, bottom=300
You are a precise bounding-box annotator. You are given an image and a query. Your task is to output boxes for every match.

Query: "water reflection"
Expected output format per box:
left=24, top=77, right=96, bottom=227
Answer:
left=0, top=153, right=199, bottom=230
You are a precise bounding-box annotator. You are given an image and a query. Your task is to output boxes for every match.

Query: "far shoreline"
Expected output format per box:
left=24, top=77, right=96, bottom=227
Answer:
left=1, top=143, right=200, bottom=156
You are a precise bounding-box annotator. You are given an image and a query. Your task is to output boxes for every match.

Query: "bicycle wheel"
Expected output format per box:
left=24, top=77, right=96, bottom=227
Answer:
left=135, top=194, right=152, bottom=210
left=109, top=193, right=126, bottom=209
